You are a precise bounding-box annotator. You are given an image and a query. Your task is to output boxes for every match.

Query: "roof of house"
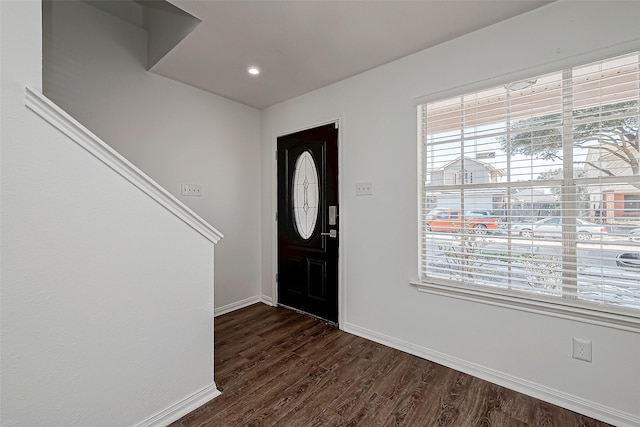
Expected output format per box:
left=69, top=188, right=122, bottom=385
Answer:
left=435, top=156, right=505, bottom=175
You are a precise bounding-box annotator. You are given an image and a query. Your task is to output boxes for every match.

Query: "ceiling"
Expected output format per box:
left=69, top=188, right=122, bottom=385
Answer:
left=148, top=0, right=553, bottom=109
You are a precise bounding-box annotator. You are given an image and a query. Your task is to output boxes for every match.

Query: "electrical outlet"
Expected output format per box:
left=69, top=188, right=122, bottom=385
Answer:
left=572, top=337, right=592, bottom=362
left=355, top=182, right=373, bottom=196
left=181, top=184, right=202, bottom=197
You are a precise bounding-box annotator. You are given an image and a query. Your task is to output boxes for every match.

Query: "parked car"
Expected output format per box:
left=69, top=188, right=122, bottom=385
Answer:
left=465, top=210, right=492, bottom=217
left=425, top=210, right=500, bottom=235
left=425, top=207, right=450, bottom=220
left=512, top=217, right=607, bottom=240
left=628, top=228, right=640, bottom=242
left=616, top=253, right=640, bottom=268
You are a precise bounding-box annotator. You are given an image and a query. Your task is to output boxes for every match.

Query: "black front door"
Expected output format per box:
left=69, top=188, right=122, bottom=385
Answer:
left=277, top=123, right=339, bottom=323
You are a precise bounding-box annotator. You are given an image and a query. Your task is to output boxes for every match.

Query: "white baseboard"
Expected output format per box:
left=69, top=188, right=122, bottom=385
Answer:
left=214, top=296, right=262, bottom=317
left=133, top=383, right=221, bottom=427
left=215, top=295, right=276, bottom=317
left=343, top=322, right=638, bottom=427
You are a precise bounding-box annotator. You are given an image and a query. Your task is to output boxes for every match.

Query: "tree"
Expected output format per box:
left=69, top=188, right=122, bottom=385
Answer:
left=499, top=101, right=639, bottom=176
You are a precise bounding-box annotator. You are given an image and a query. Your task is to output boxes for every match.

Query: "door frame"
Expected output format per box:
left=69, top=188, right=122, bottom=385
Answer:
left=271, top=116, right=345, bottom=329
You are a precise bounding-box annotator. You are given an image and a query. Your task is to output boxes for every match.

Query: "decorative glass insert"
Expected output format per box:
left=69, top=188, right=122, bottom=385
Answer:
left=293, top=151, right=319, bottom=240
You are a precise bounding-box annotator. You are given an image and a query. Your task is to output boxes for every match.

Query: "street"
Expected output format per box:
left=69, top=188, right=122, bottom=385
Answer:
left=424, top=231, right=640, bottom=268
left=423, top=231, right=640, bottom=309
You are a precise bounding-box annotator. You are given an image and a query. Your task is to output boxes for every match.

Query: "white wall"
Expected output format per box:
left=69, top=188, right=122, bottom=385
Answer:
left=42, top=0, right=262, bottom=310
left=1, top=1, right=219, bottom=425
left=261, top=2, right=640, bottom=424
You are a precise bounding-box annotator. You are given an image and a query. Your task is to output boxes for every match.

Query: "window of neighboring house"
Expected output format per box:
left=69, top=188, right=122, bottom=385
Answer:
left=455, top=169, right=473, bottom=184
left=417, top=51, right=640, bottom=326
left=466, top=170, right=473, bottom=184
left=624, top=194, right=640, bottom=215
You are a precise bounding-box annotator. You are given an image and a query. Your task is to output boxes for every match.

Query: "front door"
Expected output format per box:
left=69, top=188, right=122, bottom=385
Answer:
left=277, top=123, right=339, bottom=323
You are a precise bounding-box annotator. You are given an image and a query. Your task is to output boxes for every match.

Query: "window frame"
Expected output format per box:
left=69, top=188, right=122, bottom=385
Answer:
left=413, top=51, right=640, bottom=332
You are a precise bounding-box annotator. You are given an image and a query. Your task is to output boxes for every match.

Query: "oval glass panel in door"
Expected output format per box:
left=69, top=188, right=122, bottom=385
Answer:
left=292, top=150, right=319, bottom=240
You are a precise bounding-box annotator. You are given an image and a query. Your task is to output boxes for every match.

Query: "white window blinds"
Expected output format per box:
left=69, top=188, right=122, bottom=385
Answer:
left=419, top=51, right=640, bottom=317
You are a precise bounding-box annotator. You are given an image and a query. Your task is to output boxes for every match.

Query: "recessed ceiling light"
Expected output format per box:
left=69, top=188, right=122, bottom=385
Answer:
left=247, top=66, right=260, bottom=76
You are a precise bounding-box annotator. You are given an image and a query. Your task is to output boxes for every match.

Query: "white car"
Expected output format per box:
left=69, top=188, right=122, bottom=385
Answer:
left=628, top=228, right=640, bottom=242
left=513, top=217, right=607, bottom=240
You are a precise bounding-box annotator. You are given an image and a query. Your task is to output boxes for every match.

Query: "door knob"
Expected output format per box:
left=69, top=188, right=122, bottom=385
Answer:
left=321, top=229, right=337, bottom=238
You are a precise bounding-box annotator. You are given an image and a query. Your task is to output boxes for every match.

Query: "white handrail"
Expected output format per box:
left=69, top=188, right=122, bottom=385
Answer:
left=25, top=87, right=223, bottom=244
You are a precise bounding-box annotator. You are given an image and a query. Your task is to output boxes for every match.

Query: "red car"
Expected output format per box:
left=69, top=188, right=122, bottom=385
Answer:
left=425, top=210, right=499, bottom=234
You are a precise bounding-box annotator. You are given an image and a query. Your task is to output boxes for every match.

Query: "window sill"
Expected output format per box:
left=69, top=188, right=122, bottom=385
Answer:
left=410, top=280, right=640, bottom=333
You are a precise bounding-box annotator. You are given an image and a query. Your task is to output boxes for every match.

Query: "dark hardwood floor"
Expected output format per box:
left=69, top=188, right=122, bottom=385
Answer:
left=171, top=303, right=610, bottom=427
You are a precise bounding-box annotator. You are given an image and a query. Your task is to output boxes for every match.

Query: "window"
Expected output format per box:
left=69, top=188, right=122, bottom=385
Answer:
left=624, top=194, right=640, bottom=215
left=417, top=52, right=640, bottom=323
left=455, top=169, right=473, bottom=184
left=292, top=151, right=319, bottom=240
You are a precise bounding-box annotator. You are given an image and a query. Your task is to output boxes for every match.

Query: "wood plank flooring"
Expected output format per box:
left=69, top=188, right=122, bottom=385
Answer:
left=171, top=303, right=611, bottom=427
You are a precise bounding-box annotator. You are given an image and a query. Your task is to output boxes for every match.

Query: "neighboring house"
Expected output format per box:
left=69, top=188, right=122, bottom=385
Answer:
left=427, top=157, right=561, bottom=219
left=430, top=156, right=504, bottom=186
left=584, top=146, right=640, bottom=221
left=427, top=156, right=505, bottom=212
left=509, top=188, right=559, bottom=221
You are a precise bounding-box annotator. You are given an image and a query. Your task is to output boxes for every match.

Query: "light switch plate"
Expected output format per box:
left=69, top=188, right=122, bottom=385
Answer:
left=355, top=182, right=372, bottom=196
left=181, top=184, right=202, bottom=197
